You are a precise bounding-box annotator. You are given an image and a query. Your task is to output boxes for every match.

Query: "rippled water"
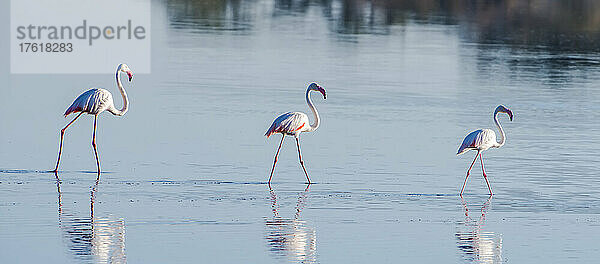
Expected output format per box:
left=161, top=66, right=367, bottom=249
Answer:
left=2, top=0, right=600, bottom=263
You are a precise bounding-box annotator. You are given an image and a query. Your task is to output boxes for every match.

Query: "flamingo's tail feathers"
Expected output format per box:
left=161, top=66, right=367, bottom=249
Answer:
left=456, top=147, right=470, bottom=156
left=63, top=105, right=81, bottom=117
left=265, top=121, right=281, bottom=138
left=265, top=126, right=275, bottom=138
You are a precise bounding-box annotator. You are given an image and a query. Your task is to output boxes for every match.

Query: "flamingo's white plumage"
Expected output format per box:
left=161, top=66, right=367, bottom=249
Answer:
left=265, top=112, right=310, bottom=138
left=266, top=83, right=327, bottom=184
left=52, top=63, right=133, bottom=175
left=457, top=105, right=513, bottom=195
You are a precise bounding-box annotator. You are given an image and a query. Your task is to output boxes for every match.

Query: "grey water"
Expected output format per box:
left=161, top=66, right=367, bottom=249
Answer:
left=2, top=0, right=600, bottom=263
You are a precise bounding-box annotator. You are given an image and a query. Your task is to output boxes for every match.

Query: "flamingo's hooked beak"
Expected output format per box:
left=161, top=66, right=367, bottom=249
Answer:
left=507, top=109, right=513, bottom=121
left=126, top=70, right=133, bottom=82
left=318, top=86, right=326, bottom=99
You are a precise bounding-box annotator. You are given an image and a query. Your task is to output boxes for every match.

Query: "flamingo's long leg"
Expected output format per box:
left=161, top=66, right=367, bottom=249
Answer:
left=268, top=135, right=285, bottom=184
left=92, top=114, right=101, bottom=175
left=295, top=137, right=311, bottom=184
left=53, top=112, right=84, bottom=172
left=460, top=151, right=479, bottom=196
left=479, top=152, right=493, bottom=195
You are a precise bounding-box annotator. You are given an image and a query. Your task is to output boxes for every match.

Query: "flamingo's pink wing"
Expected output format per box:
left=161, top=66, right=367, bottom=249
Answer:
left=265, top=112, right=308, bottom=137
left=457, top=129, right=483, bottom=155
left=64, top=89, right=110, bottom=116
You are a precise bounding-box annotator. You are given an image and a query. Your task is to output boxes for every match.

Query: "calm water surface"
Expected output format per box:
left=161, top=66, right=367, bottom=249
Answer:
left=2, top=0, right=600, bottom=263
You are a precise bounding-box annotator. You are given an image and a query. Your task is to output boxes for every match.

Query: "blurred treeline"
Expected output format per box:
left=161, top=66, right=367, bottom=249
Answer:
left=166, top=0, right=600, bottom=52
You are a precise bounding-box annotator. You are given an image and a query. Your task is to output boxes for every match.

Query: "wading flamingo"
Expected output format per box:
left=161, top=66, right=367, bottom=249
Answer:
left=265, top=83, right=326, bottom=184
left=52, top=63, right=133, bottom=175
left=457, top=105, right=513, bottom=196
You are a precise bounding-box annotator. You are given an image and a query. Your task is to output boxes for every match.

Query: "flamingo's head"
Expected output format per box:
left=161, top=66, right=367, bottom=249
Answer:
left=308, top=82, right=326, bottom=99
left=496, top=105, right=513, bottom=121
left=119, top=63, right=134, bottom=82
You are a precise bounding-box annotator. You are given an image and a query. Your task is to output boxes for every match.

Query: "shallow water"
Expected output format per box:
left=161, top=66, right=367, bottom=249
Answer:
left=2, top=0, right=600, bottom=263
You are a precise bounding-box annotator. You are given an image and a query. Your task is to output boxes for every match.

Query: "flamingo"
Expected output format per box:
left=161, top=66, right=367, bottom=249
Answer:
left=52, top=63, right=133, bottom=175
left=265, top=82, right=326, bottom=184
left=457, top=105, right=513, bottom=196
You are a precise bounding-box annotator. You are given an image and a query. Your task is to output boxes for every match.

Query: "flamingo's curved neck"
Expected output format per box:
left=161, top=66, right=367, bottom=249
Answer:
left=109, top=66, right=129, bottom=116
left=493, top=109, right=505, bottom=148
left=306, top=88, right=320, bottom=132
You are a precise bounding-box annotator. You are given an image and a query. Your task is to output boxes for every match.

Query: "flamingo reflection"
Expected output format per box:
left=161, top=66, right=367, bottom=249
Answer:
left=265, top=185, right=316, bottom=263
left=55, top=174, right=126, bottom=263
left=455, top=196, right=502, bottom=263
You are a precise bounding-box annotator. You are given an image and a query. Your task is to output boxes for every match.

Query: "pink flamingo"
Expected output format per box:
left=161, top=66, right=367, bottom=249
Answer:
left=457, top=105, right=513, bottom=195
left=52, top=63, right=133, bottom=175
left=265, top=83, right=326, bottom=184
